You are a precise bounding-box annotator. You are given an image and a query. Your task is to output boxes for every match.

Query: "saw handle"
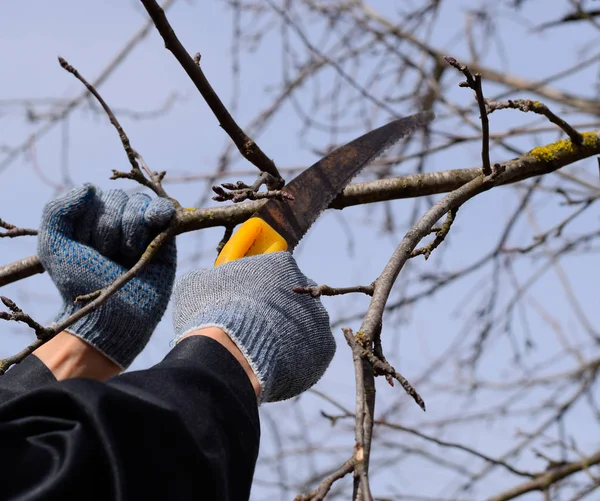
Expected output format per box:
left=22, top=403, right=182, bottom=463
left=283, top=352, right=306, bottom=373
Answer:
left=215, top=217, right=288, bottom=266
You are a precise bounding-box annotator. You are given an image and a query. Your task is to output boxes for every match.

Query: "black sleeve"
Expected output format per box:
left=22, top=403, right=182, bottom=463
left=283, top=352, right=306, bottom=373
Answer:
left=0, top=352, right=57, bottom=400
left=0, top=336, right=260, bottom=501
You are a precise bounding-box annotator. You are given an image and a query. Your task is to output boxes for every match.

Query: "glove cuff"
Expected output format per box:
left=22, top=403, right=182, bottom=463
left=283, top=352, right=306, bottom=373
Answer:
left=174, top=301, right=278, bottom=402
left=55, top=303, right=152, bottom=369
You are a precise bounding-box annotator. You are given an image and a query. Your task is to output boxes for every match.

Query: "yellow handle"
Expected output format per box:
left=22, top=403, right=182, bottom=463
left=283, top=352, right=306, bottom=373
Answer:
left=215, top=217, right=288, bottom=266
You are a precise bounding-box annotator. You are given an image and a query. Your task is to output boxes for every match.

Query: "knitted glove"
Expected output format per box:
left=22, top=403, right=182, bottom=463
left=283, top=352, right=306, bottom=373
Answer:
left=172, top=252, right=335, bottom=402
left=38, top=184, right=177, bottom=369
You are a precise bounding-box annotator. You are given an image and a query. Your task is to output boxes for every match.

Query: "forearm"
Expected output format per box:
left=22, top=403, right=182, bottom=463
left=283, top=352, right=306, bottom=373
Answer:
left=0, top=336, right=260, bottom=501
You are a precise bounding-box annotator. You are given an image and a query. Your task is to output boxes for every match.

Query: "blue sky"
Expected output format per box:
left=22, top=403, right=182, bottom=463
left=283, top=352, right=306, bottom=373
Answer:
left=2, top=1, right=600, bottom=499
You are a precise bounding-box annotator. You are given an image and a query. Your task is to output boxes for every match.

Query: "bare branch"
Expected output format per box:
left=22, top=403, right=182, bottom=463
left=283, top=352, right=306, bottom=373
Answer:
left=57, top=56, right=169, bottom=199
left=488, top=449, right=600, bottom=501
left=411, top=207, right=458, bottom=259
left=294, top=457, right=356, bottom=501
left=139, top=0, right=284, bottom=188
left=0, top=218, right=38, bottom=238
left=343, top=327, right=375, bottom=501
left=0, top=297, right=53, bottom=374
left=0, top=339, right=45, bottom=376
left=344, top=327, right=425, bottom=411
left=293, top=284, right=374, bottom=297
left=486, top=98, right=584, bottom=145
left=3, top=128, right=600, bottom=288
left=0, top=297, right=52, bottom=339
left=212, top=181, right=294, bottom=203
left=444, top=56, right=492, bottom=175
left=215, top=225, right=233, bottom=255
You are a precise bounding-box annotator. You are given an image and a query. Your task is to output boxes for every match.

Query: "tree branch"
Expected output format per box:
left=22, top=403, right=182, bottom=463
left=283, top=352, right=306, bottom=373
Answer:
left=3, top=129, right=600, bottom=288
left=486, top=98, right=584, bottom=145
left=294, top=457, right=356, bottom=501
left=0, top=218, right=38, bottom=238
left=444, top=56, right=492, bottom=175
left=488, top=449, right=600, bottom=501
left=293, top=284, right=374, bottom=297
left=58, top=57, right=170, bottom=199
left=139, top=0, right=284, bottom=188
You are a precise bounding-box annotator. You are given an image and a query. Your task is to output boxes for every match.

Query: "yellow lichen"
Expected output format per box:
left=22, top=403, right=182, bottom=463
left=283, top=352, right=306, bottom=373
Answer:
left=581, top=131, right=600, bottom=148
left=530, top=132, right=599, bottom=162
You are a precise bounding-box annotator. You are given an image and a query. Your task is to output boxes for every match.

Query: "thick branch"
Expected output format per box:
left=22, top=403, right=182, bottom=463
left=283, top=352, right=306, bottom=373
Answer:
left=3, top=130, right=600, bottom=287
left=343, top=328, right=375, bottom=501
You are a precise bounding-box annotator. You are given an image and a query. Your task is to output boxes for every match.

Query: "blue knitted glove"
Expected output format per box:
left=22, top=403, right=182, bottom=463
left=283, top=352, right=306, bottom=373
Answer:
left=38, top=184, right=177, bottom=369
left=172, top=252, right=335, bottom=402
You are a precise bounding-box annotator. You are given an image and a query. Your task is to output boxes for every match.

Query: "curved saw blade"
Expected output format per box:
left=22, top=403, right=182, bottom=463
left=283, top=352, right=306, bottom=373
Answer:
left=254, top=110, right=435, bottom=250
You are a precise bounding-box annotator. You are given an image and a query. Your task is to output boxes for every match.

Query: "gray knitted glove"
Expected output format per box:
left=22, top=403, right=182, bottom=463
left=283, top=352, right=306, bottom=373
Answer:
left=172, top=252, right=335, bottom=402
left=38, top=184, right=177, bottom=369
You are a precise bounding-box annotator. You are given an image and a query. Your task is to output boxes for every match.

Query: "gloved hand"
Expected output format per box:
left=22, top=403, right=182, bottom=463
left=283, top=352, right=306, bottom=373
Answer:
left=38, top=184, right=177, bottom=369
left=172, top=252, right=336, bottom=402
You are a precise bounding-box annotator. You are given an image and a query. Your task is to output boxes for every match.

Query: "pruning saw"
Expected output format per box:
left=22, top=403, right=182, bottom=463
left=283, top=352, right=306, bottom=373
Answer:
left=215, top=110, right=435, bottom=266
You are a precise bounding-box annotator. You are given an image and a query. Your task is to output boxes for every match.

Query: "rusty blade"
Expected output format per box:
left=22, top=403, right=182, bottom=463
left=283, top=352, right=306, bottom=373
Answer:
left=255, top=110, right=435, bottom=250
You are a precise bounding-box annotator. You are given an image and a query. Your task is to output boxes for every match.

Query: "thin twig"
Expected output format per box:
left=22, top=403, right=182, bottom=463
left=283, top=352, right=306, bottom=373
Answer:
left=411, top=207, right=458, bottom=259
left=344, top=327, right=426, bottom=411
left=57, top=57, right=169, bottom=199
left=0, top=0, right=178, bottom=175
left=444, top=56, right=492, bottom=175
left=139, top=0, right=284, bottom=189
left=294, top=457, right=356, bottom=501
left=0, top=297, right=53, bottom=374
left=0, top=218, right=38, bottom=238
left=212, top=181, right=294, bottom=203
left=0, top=297, right=53, bottom=339
left=0, top=339, right=45, bottom=376
left=293, top=284, right=374, bottom=297
left=216, top=225, right=234, bottom=254
left=376, top=419, right=534, bottom=478
left=135, top=151, right=168, bottom=194
left=486, top=98, right=584, bottom=145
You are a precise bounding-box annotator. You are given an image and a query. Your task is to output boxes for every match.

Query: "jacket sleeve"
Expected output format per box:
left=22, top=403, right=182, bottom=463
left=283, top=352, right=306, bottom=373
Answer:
left=0, top=336, right=260, bottom=501
left=0, top=351, right=57, bottom=401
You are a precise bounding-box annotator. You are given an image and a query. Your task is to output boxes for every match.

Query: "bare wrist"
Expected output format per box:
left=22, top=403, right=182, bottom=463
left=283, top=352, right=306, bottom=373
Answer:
left=33, top=331, right=121, bottom=381
left=179, top=327, right=261, bottom=397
